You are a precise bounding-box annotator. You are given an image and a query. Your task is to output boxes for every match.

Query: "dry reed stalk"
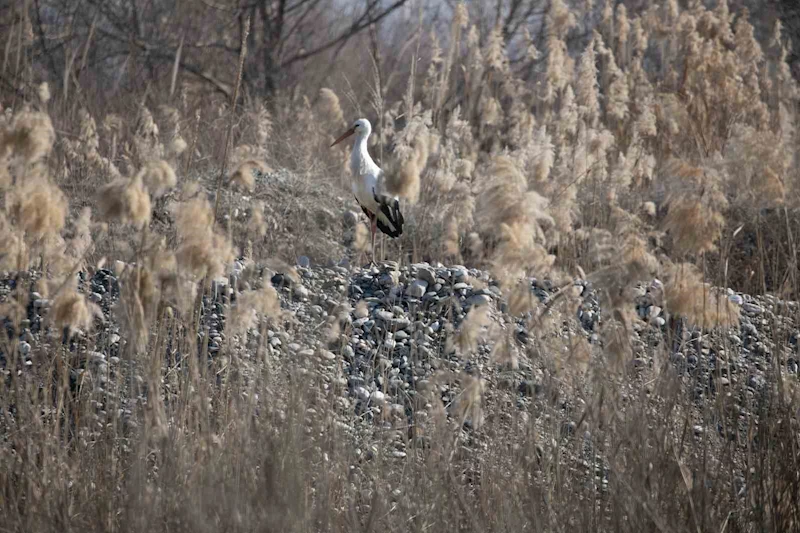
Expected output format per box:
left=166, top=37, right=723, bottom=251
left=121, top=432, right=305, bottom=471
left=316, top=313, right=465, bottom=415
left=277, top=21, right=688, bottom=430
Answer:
left=247, top=201, right=268, bottom=237
left=170, top=34, right=185, bottom=98
left=434, top=2, right=468, bottom=127
left=213, top=15, right=250, bottom=224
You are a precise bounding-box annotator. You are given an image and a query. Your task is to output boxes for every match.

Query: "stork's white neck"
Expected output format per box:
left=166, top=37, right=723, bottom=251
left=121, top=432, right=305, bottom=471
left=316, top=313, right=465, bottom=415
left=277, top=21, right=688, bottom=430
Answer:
left=351, top=131, right=374, bottom=177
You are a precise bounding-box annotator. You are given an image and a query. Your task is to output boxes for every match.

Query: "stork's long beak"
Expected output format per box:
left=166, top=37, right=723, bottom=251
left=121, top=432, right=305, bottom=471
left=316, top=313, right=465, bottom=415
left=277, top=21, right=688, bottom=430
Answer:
left=330, top=126, right=356, bottom=147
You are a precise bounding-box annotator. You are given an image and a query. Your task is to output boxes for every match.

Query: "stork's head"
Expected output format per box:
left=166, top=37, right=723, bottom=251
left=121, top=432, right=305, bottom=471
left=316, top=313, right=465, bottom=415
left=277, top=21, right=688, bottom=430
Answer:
left=331, top=118, right=371, bottom=147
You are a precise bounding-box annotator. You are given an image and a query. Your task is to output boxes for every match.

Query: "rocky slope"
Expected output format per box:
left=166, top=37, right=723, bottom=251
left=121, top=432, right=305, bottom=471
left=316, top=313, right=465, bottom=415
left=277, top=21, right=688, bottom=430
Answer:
left=3, top=255, right=794, bottom=470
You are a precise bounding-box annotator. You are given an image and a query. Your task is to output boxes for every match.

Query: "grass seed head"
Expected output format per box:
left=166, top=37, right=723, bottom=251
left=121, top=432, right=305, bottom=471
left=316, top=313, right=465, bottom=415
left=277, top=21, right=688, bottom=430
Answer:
left=53, top=283, right=101, bottom=334
left=78, top=109, right=100, bottom=154
left=10, top=172, right=68, bottom=241
left=38, top=83, right=51, bottom=104
left=0, top=213, right=27, bottom=271
left=96, top=174, right=152, bottom=227
left=490, top=331, right=520, bottom=370
left=318, top=88, right=346, bottom=129
left=451, top=373, right=486, bottom=428
left=1, top=110, right=56, bottom=165
left=662, top=159, right=727, bottom=257
left=355, top=300, right=369, bottom=319
left=103, top=114, right=123, bottom=134
left=170, top=136, right=188, bottom=156
left=454, top=304, right=491, bottom=356
left=442, top=218, right=460, bottom=258
left=507, top=280, right=537, bottom=317
left=384, top=132, right=429, bottom=203
left=248, top=201, right=269, bottom=237
left=664, top=262, right=740, bottom=329
left=352, top=222, right=369, bottom=254
left=229, top=159, right=268, bottom=192
left=230, top=284, right=282, bottom=334
left=175, top=197, right=236, bottom=280
left=68, top=206, right=94, bottom=264
left=140, top=160, right=178, bottom=198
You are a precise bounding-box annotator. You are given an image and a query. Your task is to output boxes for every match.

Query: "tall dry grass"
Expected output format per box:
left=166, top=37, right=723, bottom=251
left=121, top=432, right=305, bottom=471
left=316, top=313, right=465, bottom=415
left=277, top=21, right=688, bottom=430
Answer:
left=1, top=1, right=800, bottom=532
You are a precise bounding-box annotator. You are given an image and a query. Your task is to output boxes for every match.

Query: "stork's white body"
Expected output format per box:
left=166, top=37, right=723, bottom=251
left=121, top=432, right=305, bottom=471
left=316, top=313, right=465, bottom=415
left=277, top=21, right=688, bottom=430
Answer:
left=348, top=125, right=384, bottom=217
left=331, top=118, right=405, bottom=263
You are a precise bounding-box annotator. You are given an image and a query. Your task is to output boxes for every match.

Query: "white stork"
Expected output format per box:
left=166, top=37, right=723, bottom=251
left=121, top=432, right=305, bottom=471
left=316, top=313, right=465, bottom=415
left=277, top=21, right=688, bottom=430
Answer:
left=331, top=118, right=404, bottom=264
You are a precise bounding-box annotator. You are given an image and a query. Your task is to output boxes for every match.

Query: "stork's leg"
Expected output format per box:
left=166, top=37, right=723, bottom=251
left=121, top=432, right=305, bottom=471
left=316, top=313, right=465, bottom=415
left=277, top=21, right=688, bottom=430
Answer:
left=370, top=215, right=378, bottom=265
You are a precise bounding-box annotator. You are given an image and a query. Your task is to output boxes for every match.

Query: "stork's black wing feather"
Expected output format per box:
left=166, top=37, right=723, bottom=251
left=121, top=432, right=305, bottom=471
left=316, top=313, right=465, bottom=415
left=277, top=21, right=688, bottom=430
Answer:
left=353, top=191, right=404, bottom=238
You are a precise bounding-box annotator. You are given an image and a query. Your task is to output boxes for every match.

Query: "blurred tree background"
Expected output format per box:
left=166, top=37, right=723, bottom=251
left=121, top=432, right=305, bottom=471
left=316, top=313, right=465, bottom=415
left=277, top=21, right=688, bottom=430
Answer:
left=0, top=1, right=795, bottom=113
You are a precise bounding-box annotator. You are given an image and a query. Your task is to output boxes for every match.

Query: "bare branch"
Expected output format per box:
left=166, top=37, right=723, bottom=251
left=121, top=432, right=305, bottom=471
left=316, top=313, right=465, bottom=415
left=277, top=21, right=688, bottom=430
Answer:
left=96, top=27, right=233, bottom=97
left=281, top=0, right=408, bottom=67
left=196, top=0, right=240, bottom=12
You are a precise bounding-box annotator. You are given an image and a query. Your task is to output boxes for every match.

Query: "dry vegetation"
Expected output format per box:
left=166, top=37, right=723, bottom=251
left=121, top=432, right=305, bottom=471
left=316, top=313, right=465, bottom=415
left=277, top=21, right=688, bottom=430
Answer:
left=2, top=0, right=800, bottom=531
